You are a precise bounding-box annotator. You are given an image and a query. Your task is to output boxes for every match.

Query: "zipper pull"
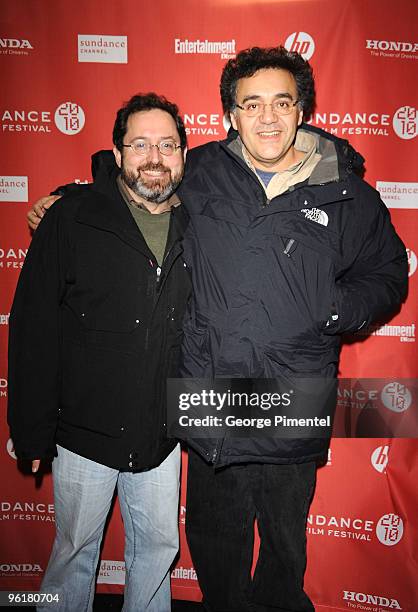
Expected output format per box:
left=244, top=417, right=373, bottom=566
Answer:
left=283, top=239, right=295, bottom=257
left=156, top=266, right=162, bottom=282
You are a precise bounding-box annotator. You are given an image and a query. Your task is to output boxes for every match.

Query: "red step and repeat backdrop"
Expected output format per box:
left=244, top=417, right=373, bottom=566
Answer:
left=1, top=1, right=417, bottom=610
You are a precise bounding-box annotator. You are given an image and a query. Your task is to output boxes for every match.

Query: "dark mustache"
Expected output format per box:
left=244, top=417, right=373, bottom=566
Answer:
left=137, top=162, right=169, bottom=173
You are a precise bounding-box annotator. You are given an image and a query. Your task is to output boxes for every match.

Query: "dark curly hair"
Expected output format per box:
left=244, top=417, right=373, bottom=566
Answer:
left=113, top=92, right=187, bottom=152
left=220, top=46, right=315, bottom=119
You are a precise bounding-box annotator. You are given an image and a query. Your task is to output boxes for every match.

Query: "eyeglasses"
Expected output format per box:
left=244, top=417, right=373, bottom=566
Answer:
left=235, top=99, right=300, bottom=117
left=122, top=140, right=182, bottom=157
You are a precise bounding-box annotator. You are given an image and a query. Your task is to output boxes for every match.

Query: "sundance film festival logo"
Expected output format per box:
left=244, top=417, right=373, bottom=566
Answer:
left=381, top=382, right=412, bottom=413
left=392, top=105, right=417, bottom=139
left=376, top=513, right=404, bottom=546
left=54, top=102, right=85, bottom=135
left=407, top=248, right=417, bottom=277
left=284, top=32, right=315, bottom=60
left=371, top=445, right=389, bottom=473
left=183, top=112, right=222, bottom=136
left=0, top=377, right=7, bottom=398
left=0, top=246, right=28, bottom=270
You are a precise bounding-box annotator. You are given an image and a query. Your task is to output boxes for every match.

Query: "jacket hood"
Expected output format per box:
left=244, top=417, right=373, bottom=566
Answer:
left=222, top=123, right=365, bottom=183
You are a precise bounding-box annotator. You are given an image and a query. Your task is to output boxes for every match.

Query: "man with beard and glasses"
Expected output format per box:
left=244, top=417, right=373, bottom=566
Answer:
left=8, top=93, right=191, bottom=612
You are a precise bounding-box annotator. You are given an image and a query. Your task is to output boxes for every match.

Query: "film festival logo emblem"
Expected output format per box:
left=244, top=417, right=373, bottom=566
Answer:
left=284, top=32, right=315, bottom=60
left=54, top=102, right=85, bottom=135
left=392, top=105, right=417, bottom=140
left=376, top=513, right=404, bottom=546
left=381, top=382, right=412, bottom=413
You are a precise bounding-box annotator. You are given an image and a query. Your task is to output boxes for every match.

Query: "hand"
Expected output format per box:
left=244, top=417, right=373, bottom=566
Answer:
left=32, top=459, right=41, bottom=473
left=27, top=195, right=60, bottom=231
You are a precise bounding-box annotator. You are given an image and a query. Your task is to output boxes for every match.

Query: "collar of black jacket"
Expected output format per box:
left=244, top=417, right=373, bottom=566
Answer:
left=74, top=165, right=188, bottom=260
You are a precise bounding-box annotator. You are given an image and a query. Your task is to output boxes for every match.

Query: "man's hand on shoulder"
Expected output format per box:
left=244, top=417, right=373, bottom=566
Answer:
left=27, top=195, right=61, bottom=232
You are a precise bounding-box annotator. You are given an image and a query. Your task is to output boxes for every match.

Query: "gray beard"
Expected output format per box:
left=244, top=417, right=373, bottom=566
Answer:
left=122, top=166, right=181, bottom=204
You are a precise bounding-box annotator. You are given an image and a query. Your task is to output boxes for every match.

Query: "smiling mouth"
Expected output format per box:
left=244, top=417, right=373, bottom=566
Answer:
left=258, top=131, right=281, bottom=137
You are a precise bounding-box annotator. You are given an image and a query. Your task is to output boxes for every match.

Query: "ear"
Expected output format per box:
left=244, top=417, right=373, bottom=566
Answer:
left=230, top=111, right=238, bottom=131
left=183, top=147, right=188, bottom=162
left=113, top=146, right=122, bottom=169
left=297, top=107, right=303, bottom=127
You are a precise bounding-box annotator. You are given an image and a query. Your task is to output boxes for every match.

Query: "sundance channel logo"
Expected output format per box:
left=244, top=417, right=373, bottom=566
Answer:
left=376, top=181, right=418, bottom=209
left=78, top=34, right=128, bottom=63
left=0, top=176, right=28, bottom=202
left=1, top=102, right=85, bottom=135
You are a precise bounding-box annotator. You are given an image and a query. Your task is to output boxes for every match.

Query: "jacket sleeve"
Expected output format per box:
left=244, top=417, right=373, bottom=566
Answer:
left=7, top=204, right=70, bottom=460
left=326, top=182, right=408, bottom=335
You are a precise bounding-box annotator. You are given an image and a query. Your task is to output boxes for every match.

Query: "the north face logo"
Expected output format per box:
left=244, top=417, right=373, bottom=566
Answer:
left=301, top=207, right=329, bottom=227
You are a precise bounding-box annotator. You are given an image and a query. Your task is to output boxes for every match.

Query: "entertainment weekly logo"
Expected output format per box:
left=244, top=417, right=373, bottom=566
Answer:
left=78, top=35, right=128, bottom=63
left=358, top=322, right=415, bottom=343
left=0, top=38, right=34, bottom=56
left=309, top=105, right=417, bottom=139
left=366, top=38, right=418, bottom=61
left=0, top=500, right=55, bottom=523
left=284, top=32, right=315, bottom=60
left=307, top=512, right=404, bottom=546
left=174, top=38, right=236, bottom=59
left=1, top=102, right=85, bottom=135
left=0, top=176, right=28, bottom=202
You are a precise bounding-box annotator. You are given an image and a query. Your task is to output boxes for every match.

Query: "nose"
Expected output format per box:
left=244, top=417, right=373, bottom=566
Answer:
left=259, top=103, right=278, bottom=124
left=149, top=144, right=162, bottom=162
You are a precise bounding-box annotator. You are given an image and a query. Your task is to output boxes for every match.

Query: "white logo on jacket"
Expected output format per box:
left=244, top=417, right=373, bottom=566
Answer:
left=300, top=207, right=329, bottom=227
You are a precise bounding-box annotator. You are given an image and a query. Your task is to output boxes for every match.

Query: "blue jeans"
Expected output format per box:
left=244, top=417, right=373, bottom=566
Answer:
left=38, top=444, right=180, bottom=612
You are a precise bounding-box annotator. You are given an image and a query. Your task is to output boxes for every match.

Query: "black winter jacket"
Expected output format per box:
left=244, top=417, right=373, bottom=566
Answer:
left=8, top=165, right=191, bottom=470
left=178, top=126, right=408, bottom=467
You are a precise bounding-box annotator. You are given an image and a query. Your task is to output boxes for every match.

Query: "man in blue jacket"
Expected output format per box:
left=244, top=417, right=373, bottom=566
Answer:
left=25, top=47, right=407, bottom=612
